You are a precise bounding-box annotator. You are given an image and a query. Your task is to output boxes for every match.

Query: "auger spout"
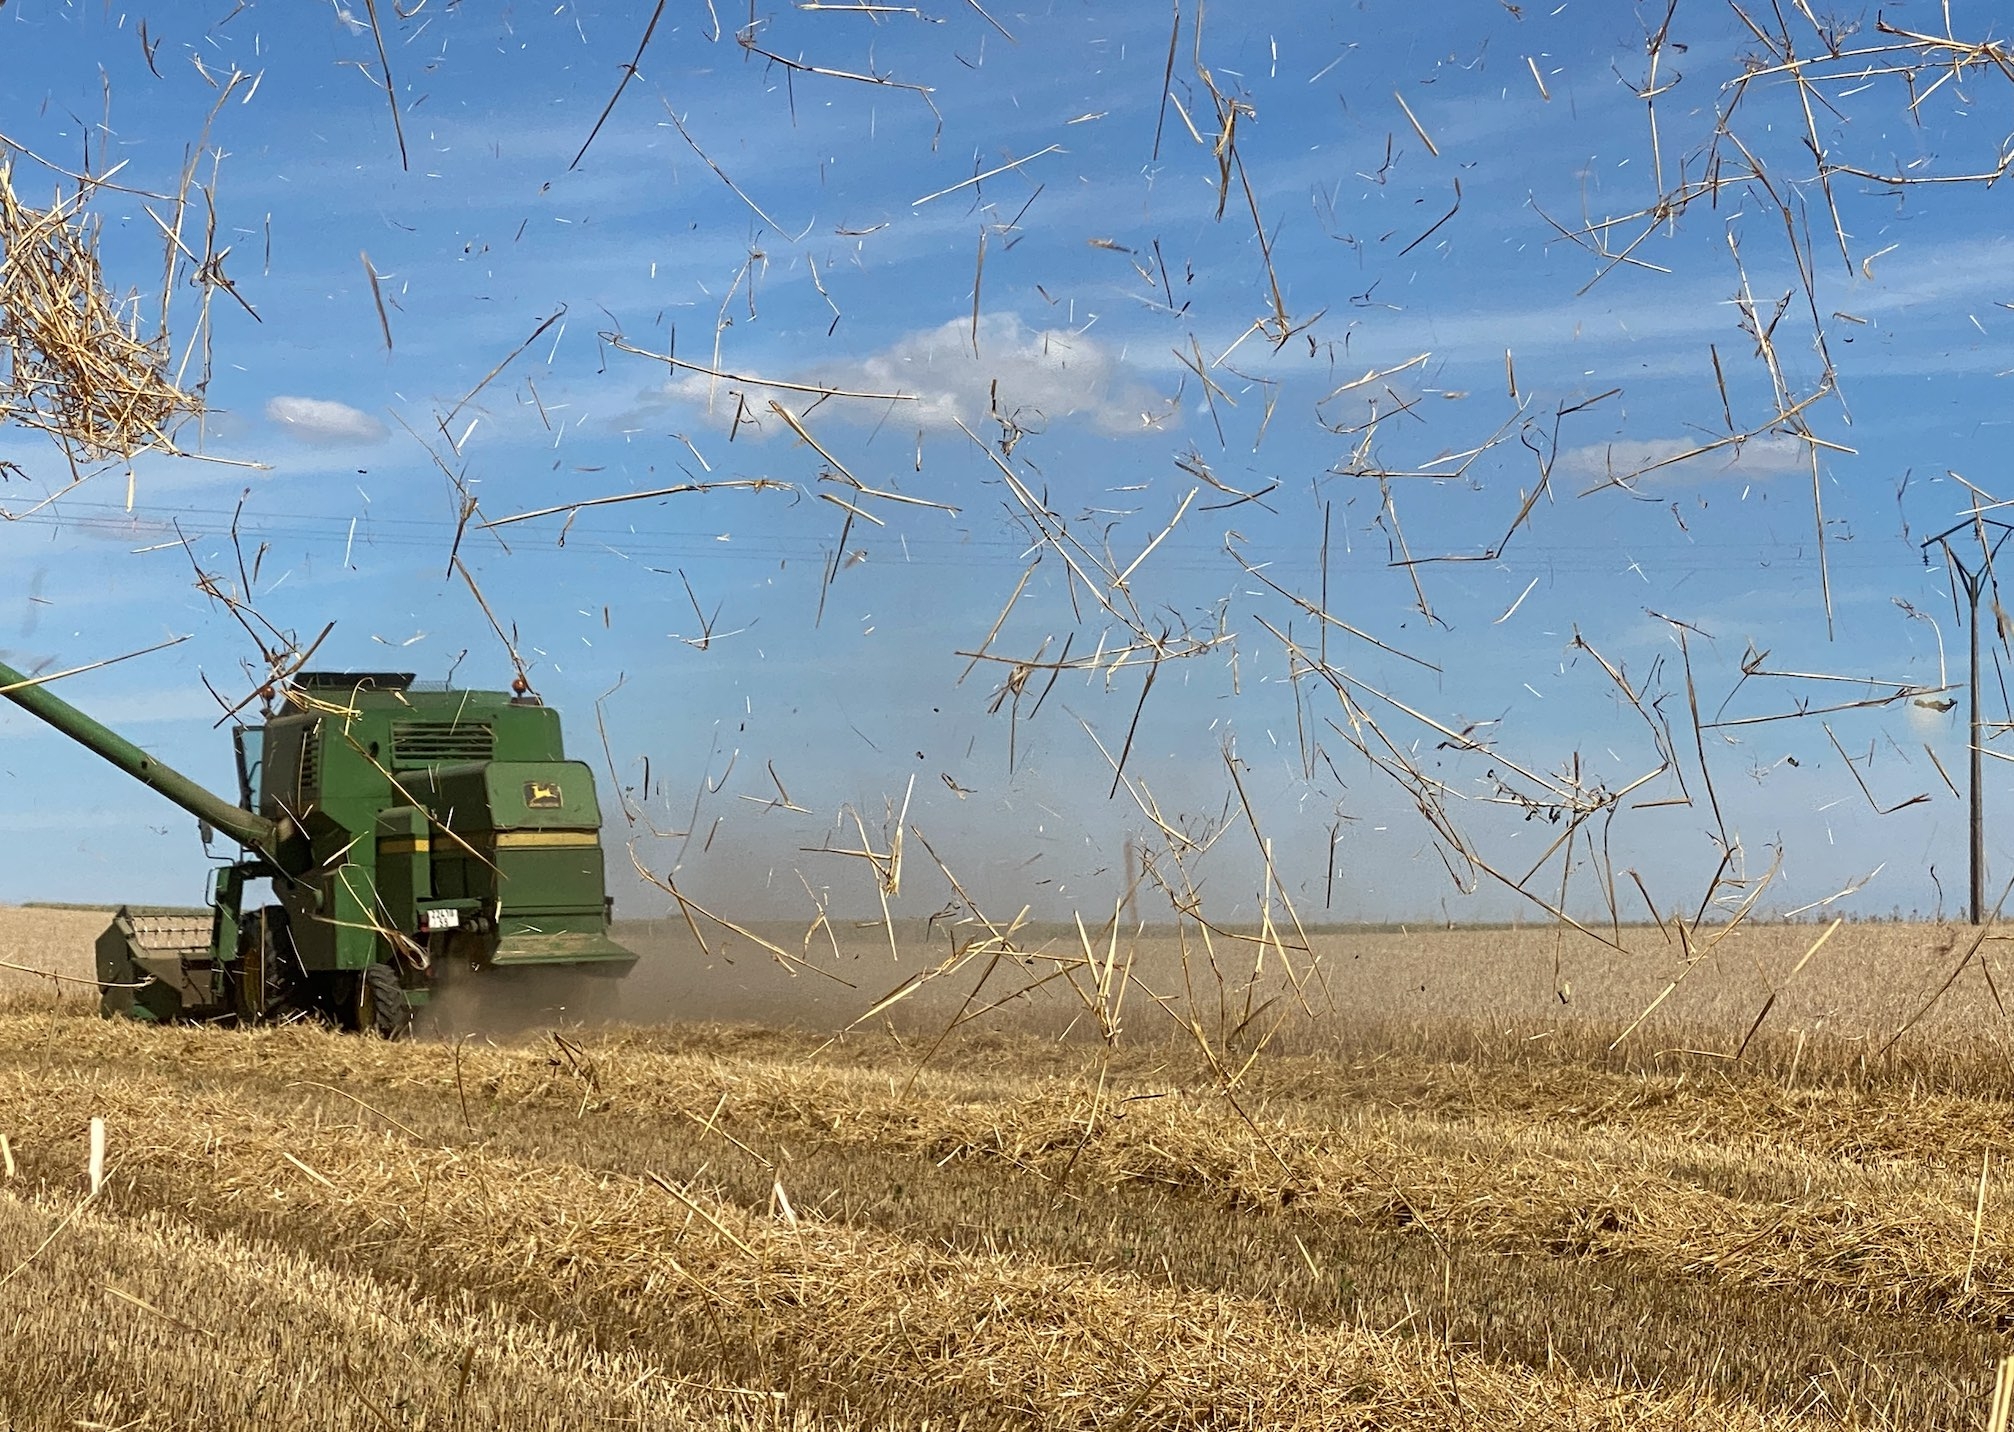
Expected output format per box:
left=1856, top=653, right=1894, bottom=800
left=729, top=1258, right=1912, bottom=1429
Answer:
left=0, top=659, right=280, bottom=851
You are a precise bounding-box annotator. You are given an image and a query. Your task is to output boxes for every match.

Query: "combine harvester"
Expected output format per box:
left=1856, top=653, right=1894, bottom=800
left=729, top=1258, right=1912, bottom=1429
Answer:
left=0, top=664, right=635, bottom=1035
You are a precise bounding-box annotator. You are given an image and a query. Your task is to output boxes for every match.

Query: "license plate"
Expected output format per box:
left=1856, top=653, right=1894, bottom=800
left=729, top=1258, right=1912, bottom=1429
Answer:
left=424, top=907, right=462, bottom=932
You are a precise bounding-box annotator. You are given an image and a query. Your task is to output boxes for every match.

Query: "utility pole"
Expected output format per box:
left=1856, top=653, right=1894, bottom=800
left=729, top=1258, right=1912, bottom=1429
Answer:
left=1923, top=517, right=2014, bottom=924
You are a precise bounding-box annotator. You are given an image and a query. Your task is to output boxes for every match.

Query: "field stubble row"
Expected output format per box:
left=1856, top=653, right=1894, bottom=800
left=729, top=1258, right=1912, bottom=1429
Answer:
left=3, top=909, right=2014, bottom=1426
left=5, top=907, right=2001, bottom=1050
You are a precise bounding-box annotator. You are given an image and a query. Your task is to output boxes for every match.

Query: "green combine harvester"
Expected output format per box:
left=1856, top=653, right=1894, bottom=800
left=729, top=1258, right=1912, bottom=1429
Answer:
left=0, top=664, right=635, bottom=1034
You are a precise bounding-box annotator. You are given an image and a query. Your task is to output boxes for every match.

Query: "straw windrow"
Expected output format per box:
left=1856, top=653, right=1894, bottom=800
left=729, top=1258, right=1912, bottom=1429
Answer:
left=0, top=1042, right=1819, bottom=1432
left=0, top=999, right=2008, bottom=1425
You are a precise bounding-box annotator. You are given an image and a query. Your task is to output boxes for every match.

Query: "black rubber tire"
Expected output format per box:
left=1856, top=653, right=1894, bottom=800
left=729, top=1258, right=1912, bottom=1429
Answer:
left=359, top=961, right=414, bottom=1040
left=233, top=907, right=302, bottom=1025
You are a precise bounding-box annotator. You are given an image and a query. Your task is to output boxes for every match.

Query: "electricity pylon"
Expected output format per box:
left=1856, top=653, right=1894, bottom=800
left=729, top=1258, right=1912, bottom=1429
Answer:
left=1923, top=516, right=2014, bottom=925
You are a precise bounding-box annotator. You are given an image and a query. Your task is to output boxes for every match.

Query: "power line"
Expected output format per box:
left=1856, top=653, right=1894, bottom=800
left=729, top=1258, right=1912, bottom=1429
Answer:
left=1, top=497, right=1926, bottom=578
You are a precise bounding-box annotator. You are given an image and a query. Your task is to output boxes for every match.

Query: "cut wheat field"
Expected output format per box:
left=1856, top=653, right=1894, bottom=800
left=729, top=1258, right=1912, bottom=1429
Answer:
left=5, top=907, right=2014, bottom=1428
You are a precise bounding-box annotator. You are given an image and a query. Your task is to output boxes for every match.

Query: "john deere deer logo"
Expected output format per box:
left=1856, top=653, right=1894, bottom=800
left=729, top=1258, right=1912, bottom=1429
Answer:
left=523, top=780, right=563, bottom=809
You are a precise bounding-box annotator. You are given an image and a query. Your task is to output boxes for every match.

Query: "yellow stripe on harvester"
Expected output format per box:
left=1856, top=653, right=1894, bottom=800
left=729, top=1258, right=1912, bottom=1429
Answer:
left=378, top=838, right=431, bottom=855
left=492, top=830, right=600, bottom=849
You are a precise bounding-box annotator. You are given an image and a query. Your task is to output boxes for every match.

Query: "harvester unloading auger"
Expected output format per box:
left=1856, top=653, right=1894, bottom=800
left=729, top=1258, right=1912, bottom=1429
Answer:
left=0, top=664, right=636, bottom=1035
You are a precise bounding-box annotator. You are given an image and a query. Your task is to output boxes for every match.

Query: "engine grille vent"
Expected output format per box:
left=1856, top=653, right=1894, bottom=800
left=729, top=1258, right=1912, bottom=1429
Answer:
left=391, top=721, right=495, bottom=767
left=297, top=723, right=321, bottom=796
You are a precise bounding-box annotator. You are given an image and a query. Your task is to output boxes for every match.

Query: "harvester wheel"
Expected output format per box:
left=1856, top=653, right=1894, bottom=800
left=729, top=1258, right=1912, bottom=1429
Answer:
left=233, top=907, right=297, bottom=1025
left=358, top=962, right=413, bottom=1040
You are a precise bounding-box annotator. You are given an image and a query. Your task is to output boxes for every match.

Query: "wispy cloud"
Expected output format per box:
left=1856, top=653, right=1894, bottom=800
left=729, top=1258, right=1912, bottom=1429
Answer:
left=265, top=396, right=387, bottom=447
left=661, top=312, right=1178, bottom=438
left=1558, top=433, right=1808, bottom=483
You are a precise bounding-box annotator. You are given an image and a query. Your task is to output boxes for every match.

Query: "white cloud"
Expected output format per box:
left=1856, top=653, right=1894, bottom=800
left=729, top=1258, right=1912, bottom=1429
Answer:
left=665, top=313, right=1176, bottom=438
left=264, top=396, right=387, bottom=447
left=1558, top=433, right=1808, bottom=484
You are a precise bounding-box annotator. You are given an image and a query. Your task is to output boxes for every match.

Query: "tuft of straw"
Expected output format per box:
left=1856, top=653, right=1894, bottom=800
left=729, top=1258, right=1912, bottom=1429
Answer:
left=0, top=161, right=200, bottom=460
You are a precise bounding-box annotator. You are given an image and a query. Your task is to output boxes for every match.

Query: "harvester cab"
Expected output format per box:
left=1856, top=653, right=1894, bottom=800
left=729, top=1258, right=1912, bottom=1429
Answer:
left=0, top=663, right=636, bottom=1033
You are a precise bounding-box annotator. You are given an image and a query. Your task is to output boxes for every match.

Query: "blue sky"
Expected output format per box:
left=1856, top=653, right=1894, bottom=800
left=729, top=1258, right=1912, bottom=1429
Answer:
left=2, top=0, right=2012, bottom=929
